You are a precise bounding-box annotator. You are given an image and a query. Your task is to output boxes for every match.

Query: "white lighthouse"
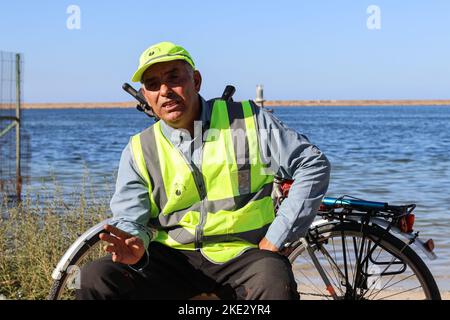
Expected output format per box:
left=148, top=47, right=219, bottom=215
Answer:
left=255, top=84, right=265, bottom=108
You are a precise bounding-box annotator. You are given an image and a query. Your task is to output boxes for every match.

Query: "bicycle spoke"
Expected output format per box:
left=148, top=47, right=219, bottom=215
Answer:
left=361, top=245, right=388, bottom=299
left=294, top=255, right=333, bottom=297
left=294, top=241, right=346, bottom=298
left=330, top=237, right=344, bottom=293
left=319, top=253, right=345, bottom=296
left=381, top=273, right=416, bottom=292
left=378, top=285, right=423, bottom=300
left=295, top=269, right=331, bottom=299
left=366, top=248, right=410, bottom=300
left=318, top=245, right=343, bottom=286
left=366, top=274, right=418, bottom=300
left=362, top=241, right=419, bottom=300
left=320, top=242, right=346, bottom=294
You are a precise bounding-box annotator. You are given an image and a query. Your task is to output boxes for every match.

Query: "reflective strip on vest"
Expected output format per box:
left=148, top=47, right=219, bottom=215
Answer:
left=131, top=133, right=159, bottom=218
left=130, top=100, right=275, bottom=263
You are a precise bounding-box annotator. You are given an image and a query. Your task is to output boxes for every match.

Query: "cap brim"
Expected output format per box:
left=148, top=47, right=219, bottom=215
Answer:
left=131, top=55, right=194, bottom=82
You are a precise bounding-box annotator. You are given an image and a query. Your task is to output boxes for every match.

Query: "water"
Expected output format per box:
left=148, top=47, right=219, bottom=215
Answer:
left=14, top=106, right=450, bottom=290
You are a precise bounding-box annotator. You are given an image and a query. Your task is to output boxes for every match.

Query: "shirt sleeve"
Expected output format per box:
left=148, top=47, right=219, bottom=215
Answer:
left=110, top=141, right=154, bottom=249
left=254, top=105, right=331, bottom=249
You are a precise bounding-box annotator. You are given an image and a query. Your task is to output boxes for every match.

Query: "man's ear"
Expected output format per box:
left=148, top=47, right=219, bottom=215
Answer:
left=138, top=87, right=157, bottom=118
left=193, top=70, right=202, bottom=92
left=141, top=87, right=156, bottom=111
left=140, top=86, right=151, bottom=105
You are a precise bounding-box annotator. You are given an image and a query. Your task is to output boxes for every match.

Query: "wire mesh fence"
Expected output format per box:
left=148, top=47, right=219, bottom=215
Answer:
left=0, top=51, right=30, bottom=202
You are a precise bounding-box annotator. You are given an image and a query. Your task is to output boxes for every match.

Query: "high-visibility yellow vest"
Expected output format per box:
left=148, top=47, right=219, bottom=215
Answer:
left=130, top=99, right=275, bottom=263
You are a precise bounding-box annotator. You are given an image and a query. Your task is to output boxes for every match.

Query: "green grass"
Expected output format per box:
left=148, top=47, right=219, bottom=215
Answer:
left=0, top=185, right=110, bottom=300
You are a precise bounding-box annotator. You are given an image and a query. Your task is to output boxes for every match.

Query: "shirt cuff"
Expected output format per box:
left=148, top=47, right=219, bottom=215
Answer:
left=264, top=216, right=291, bottom=249
left=114, top=219, right=153, bottom=250
left=128, top=248, right=150, bottom=272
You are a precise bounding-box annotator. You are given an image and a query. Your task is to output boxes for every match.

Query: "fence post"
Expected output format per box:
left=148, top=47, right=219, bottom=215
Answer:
left=15, top=53, right=22, bottom=201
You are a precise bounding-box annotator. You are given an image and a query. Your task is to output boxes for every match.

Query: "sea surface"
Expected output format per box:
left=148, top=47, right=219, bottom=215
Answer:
left=4, top=106, right=450, bottom=290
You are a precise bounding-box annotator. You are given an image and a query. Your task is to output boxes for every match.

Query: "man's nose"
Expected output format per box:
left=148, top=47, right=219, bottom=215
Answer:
left=159, top=82, right=172, bottom=96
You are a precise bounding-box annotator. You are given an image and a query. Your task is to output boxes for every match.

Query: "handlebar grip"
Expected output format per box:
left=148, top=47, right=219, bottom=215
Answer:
left=221, top=85, right=236, bottom=102
left=122, top=82, right=138, bottom=96
left=122, top=83, right=147, bottom=105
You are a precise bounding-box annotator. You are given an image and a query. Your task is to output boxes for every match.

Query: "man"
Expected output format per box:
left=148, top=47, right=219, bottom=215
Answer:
left=77, top=41, right=331, bottom=300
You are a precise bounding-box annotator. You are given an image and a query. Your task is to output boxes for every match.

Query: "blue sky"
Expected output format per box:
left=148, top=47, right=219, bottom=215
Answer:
left=1, top=0, right=450, bottom=102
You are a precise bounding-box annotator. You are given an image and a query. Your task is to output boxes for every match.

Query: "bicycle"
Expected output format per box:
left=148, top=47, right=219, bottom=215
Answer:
left=48, top=176, right=440, bottom=300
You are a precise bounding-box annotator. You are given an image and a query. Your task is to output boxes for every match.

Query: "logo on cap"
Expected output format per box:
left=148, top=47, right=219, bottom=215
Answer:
left=148, top=47, right=161, bottom=57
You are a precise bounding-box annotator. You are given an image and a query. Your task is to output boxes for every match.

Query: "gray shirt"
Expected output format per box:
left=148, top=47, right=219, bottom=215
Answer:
left=110, top=97, right=331, bottom=250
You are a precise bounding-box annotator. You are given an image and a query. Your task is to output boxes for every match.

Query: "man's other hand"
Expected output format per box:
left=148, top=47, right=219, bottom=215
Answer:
left=259, top=237, right=295, bottom=256
left=99, top=224, right=145, bottom=265
left=258, top=237, right=279, bottom=252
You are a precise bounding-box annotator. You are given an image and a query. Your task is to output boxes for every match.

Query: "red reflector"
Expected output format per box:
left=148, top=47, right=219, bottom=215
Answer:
left=398, top=217, right=407, bottom=233
left=406, top=214, right=415, bottom=233
left=326, top=285, right=336, bottom=296
left=399, top=214, right=415, bottom=233
left=425, top=239, right=435, bottom=252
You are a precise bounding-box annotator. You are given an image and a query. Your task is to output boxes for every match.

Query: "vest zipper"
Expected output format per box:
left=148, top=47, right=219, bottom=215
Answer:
left=174, top=147, right=207, bottom=250
left=192, top=167, right=206, bottom=250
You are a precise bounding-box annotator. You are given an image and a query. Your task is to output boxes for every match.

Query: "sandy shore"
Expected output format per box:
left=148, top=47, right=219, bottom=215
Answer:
left=19, top=102, right=136, bottom=109
left=264, top=99, right=450, bottom=107
left=8, top=99, right=450, bottom=109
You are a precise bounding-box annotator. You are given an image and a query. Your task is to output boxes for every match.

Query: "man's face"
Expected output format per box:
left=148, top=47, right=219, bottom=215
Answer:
left=141, top=60, right=202, bottom=130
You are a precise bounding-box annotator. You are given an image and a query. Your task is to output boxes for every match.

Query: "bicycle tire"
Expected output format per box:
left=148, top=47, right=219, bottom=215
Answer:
left=48, top=229, right=105, bottom=300
left=288, top=221, right=441, bottom=300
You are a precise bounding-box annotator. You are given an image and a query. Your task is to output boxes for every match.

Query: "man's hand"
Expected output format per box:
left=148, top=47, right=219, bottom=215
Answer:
left=259, top=237, right=294, bottom=256
left=99, top=224, right=145, bottom=265
left=259, top=237, right=279, bottom=252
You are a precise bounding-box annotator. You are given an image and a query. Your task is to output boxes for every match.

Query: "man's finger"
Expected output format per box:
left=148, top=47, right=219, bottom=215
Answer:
left=99, top=233, right=123, bottom=247
left=103, top=224, right=132, bottom=239
left=103, top=244, right=117, bottom=254
left=125, top=237, right=143, bottom=248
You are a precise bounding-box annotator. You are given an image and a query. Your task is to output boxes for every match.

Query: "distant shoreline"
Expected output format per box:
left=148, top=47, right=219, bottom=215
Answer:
left=15, top=99, right=450, bottom=109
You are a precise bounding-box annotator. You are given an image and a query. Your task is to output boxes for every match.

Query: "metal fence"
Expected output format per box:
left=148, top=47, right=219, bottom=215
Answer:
left=0, top=51, right=30, bottom=201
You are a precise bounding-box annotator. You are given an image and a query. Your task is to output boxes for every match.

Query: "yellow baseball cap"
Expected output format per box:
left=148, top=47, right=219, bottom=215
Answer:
left=131, top=41, right=195, bottom=82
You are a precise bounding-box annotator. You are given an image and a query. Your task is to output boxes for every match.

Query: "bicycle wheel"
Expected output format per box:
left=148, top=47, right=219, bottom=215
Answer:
left=288, top=221, right=441, bottom=300
left=48, top=222, right=108, bottom=300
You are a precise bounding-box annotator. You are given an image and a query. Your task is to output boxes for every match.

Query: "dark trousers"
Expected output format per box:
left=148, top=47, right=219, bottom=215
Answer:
left=76, top=241, right=299, bottom=300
